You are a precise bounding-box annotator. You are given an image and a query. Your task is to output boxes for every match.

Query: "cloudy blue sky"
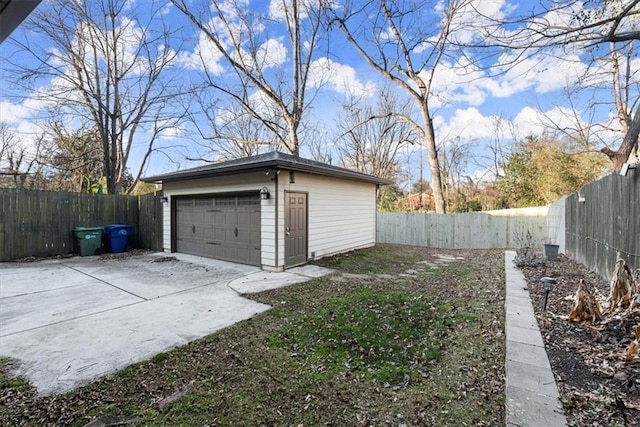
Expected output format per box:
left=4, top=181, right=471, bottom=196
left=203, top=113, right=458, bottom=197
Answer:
left=0, top=0, right=636, bottom=186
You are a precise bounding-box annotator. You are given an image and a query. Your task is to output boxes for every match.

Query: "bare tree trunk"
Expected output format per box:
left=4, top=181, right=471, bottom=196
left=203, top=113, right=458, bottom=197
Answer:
left=326, top=0, right=460, bottom=213
left=422, top=110, right=445, bottom=213
left=602, top=106, right=640, bottom=169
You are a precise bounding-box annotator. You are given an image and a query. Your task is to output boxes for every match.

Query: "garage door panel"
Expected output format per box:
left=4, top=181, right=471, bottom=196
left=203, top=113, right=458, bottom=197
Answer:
left=248, top=230, right=261, bottom=245
left=175, top=194, right=261, bottom=266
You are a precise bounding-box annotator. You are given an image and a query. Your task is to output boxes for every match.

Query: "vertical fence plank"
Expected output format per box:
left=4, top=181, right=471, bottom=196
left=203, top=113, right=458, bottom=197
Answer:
left=0, top=189, right=164, bottom=261
left=565, top=170, right=639, bottom=280
left=376, top=207, right=550, bottom=250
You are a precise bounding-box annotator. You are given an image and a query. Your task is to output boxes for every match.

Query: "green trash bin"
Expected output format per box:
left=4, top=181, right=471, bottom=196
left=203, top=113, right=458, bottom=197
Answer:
left=73, top=227, right=104, bottom=256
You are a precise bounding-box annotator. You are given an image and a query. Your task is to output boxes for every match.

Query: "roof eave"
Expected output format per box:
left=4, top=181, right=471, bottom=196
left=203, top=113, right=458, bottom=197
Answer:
left=142, top=158, right=391, bottom=185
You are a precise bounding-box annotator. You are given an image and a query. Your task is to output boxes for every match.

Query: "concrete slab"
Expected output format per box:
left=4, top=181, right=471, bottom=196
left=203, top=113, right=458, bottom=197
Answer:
left=66, top=253, right=258, bottom=299
left=507, top=341, right=553, bottom=370
left=506, top=285, right=531, bottom=299
left=0, top=265, right=95, bottom=298
left=507, top=313, right=540, bottom=330
left=0, top=282, right=142, bottom=336
left=434, top=254, right=465, bottom=261
left=506, top=359, right=560, bottom=397
left=287, top=265, right=334, bottom=278
left=227, top=266, right=334, bottom=294
left=506, top=303, right=536, bottom=319
left=417, top=261, right=440, bottom=269
left=506, top=294, right=535, bottom=309
left=506, top=385, right=566, bottom=427
left=1, top=284, right=270, bottom=395
left=0, top=253, right=326, bottom=396
left=228, top=271, right=309, bottom=294
left=507, top=321, right=545, bottom=348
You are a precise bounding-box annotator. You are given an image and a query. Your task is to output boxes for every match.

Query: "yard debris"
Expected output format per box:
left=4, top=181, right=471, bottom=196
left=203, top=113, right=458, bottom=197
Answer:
left=151, top=256, right=178, bottom=263
left=513, top=246, right=545, bottom=267
left=569, top=279, right=603, bottom=324
left=609, top=258, right=636, bottom=311
left=521, top=254, right=640, bottom=426
left=82, top=415, right=138, bottom=426
left=626, top=325, right=640, bottom=362
left=630, top=268, right=640, bottom=311
left=157, top=380, right=195, bottom=410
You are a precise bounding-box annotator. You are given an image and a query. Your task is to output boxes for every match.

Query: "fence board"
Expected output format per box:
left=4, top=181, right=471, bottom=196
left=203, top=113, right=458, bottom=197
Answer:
left=0, top=189, right=163, bottom=261
left=138, top=193, right=163, bottom=251
left=565, top=169, right=640, bottom=281
left=377, top=207, right=549, bottom=250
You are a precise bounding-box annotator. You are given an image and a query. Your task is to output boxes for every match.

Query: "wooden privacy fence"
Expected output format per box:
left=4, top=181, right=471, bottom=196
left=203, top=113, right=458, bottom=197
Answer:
left=565, top=170, right=640, bottom=281
left=0, top=189, right=163, bottom=262
left=377, top=206, right=550, bottom=249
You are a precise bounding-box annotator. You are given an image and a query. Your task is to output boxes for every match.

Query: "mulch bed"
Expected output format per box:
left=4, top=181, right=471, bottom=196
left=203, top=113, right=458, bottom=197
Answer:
left=519, top=254, right=640, bottom=427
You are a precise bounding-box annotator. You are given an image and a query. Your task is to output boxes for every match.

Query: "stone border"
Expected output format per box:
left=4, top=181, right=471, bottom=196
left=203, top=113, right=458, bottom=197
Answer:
left=504, top=251, right=568, bottom=426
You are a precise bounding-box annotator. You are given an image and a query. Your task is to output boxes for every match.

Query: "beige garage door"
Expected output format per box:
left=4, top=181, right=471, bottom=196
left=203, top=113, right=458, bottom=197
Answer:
left=175, top=194, right=261, bottom=266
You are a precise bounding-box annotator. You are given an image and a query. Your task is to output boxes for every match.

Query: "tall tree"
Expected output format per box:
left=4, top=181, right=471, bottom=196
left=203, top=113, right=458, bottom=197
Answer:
left=438, top=137, right=474, bottom=212
left=171, top=0, right=326, bottom=156
left=325, top=0, right=478, bottom=213
left=6, top=0, right=184, bottom=193
left=46, top=125, right=105, bottom=193
left=475, top=0, right=640, bottom=170
left=497, top=134, right=609, bottom=207
left=0, top=123, right=30, bottom=188
left=190, top=102, right=280, bottom=161
left=336, top=89, right=415, bottom=209
left=337, top=90, right=414, bottom=181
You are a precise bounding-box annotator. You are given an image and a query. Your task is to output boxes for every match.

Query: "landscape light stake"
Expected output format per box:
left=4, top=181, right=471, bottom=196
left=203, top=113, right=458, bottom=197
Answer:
left=541, top=277, right=557, bottom=311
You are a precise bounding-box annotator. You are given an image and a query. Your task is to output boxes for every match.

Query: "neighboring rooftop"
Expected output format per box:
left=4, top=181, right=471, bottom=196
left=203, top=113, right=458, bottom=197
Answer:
left=142, top=151, right=391, bottom=185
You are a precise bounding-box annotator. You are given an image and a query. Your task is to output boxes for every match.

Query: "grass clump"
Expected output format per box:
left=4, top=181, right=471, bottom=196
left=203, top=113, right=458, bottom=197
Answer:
left=320, top=246, right=423, bottom=274
left=271, top=289, right=451, bottom=385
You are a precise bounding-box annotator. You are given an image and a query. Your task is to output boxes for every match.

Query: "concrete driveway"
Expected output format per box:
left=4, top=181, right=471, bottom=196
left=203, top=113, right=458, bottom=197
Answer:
left=0, top=253, right=332, bottom=395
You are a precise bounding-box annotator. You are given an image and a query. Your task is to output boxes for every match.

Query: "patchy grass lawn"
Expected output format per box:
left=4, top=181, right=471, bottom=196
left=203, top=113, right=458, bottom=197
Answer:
left=0, top=244, right=506, bottom=426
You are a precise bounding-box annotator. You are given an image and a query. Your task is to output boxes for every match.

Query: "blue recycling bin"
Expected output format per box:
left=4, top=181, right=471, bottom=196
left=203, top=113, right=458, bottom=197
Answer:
left=104, top=224, right=133, bottom=253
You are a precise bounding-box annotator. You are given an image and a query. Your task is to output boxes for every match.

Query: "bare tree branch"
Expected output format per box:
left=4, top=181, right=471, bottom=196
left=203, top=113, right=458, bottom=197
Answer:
left=7, top=0, right=186, bottom=193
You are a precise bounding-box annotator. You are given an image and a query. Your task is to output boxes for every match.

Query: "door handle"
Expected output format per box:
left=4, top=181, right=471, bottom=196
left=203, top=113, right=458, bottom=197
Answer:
left=234, top=227, right=238, bottom=237
left=192, top=225, right=196, bottom=233
left=285, top=226, right=290, bottom=235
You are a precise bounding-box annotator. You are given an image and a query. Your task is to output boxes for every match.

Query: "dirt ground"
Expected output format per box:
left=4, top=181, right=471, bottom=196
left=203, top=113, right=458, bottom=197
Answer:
left=519, top=254, right=639, bottom=427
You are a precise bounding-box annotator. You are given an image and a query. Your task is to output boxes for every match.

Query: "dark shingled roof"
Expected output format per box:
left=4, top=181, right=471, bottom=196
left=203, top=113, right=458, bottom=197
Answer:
left=142, top=151, right=391, bottom=185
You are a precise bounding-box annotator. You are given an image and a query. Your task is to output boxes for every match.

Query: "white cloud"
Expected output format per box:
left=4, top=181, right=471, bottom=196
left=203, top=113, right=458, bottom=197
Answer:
left=230, top=37, right=288, bottom=71
left=177, top=31, right=225, bottom=74
left=158, top=122, right=187, bottom=140
left=269, top=0, right=321, bottom=21
left=512, top=106, right=589, bottom=137
left=493, top=50, right=588, bottom=96
left=429, top=57, right=492, bottom=107
left=255, top=38, right=288, bottom=69
left=425, top=48, right=589, bottom=108
left=434, top=107, right=498, bottom=142
left=309, top=58, right=376, bottom=96
left=0, top=101, right=33, bottom=123
left=447, top=0, right=513, bottom=45
left=214, top=90, right=280, bottom=126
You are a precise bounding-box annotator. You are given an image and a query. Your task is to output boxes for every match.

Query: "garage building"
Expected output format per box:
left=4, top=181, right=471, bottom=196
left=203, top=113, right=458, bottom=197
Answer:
left=143, top=152, right=389, bottom=270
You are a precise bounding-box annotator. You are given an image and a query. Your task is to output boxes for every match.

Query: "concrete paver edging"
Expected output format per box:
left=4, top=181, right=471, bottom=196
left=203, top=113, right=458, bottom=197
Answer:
left=504, top=251, right=568, bottom=426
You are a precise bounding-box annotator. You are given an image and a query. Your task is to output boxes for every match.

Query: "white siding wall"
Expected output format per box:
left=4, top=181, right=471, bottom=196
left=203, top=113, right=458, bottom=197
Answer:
left=160, top=169, right=378, bottom=270
left=277, top=171, right=377, bottom=264
left=161, top=172, right=277, bottom=268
